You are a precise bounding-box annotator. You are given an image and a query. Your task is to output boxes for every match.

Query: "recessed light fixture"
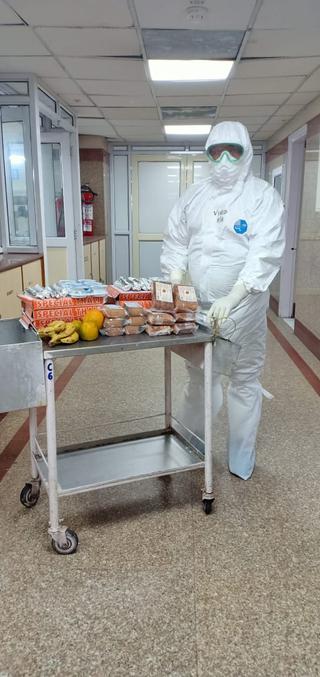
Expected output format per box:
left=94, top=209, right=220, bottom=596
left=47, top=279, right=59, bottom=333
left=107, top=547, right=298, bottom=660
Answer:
left=149, top=59, right=233, bottom=82
left=165, top=125, right=211, bottom=135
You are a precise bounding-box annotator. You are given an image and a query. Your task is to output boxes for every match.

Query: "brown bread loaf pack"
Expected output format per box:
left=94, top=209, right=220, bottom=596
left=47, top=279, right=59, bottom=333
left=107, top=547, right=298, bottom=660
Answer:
left=173, top=285, right=198, bottom=311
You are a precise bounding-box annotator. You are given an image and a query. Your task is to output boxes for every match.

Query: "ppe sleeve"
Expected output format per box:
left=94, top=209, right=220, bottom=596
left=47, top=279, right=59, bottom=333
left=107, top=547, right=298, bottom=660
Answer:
left=237, top=184, right=285, bottom=293
left=160, top=197, right=189, bottom=279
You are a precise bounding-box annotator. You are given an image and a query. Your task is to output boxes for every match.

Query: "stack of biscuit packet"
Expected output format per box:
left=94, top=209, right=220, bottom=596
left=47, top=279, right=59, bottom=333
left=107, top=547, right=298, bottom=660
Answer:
left=100, top=302, right=146, bottom=336
left=145, top=281, right=198, bottom=336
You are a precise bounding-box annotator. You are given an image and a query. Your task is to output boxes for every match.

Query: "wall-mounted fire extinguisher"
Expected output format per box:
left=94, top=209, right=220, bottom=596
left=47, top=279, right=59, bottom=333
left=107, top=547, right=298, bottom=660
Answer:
left=81, top=184, right=97, bottom=236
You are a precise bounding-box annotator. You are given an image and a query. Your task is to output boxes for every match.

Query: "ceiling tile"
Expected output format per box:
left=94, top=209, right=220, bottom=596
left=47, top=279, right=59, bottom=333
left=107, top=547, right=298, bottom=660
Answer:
left=236, top=57, right=320, bottom=78
left=287, top=91, right=319, bottom=105
left=73, top=107, right=103, bottom=118
left=216, top=115, right=270, bottom=125
left=275, top=103, right=307, bottom=116
left=0, top=1, right=23, bottom=23
left=253, top=130, right=273, bottom=139
left=0, top=26, right=49, bottom=55
left=244, top=30, right=320, bottom=58
left=78, top=118, right=119, bottom=136
left=153, top=82, right=225, bottom=96
left=36, top=28, right=141, bottom=57
left=224, top=93, right=288, bottom=106
left=0, top=55, right=66, bottom=76
left=8, top=0, right=133, bottom=27
left=220, top=105, right=278, bottom=116
left=60, top=57, right=145, bottom=80
left=299, top=68, right=320, bottom=92
left=111, top=120, right=163, bottom=129
left=158, top=96, right=222, bottom=107
left=41, top=78, right=84, bottom=95
left=142, top=29, right=244, bottom=59
left=76, top=80, right=151, bottom=96
left=255, top=0, right=320, bottom=29
left=227, top=76, right=304, bottom=95
left=135, top=0, right=256, bottom=30
left=122, top=133, right=165, bottom=141
left=62, top=92, right=93, bottom=106
left=101, top=107, right=159, bottom=120
left=91, top=94, right=155, bottom=107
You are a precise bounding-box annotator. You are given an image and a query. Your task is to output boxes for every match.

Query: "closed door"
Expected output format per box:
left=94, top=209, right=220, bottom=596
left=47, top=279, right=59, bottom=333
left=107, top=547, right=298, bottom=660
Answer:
left=0, top=267, right=23, bottom=318
left=99, top=239, right=106, bottom=282
left=132, top=154, right=186, bottom=278
left=41, top=131, right=77, bottom=281
left=91, top=241, right=100, bottom=281
left=83, top=243, right=92, bottom=278
left=22, top=259, right=42, bottom=288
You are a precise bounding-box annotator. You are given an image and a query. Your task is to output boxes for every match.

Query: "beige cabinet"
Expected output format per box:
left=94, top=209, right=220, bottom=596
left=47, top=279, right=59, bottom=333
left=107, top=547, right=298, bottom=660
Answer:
left=22, top=259, right=43, bottom=289
left=0, top=267, right=23, bottom=319
left=83, top=243, right=92, bottom=279
left=99, top=239, right=106, bottom=282
left=91, top=241, right=100, bottom=281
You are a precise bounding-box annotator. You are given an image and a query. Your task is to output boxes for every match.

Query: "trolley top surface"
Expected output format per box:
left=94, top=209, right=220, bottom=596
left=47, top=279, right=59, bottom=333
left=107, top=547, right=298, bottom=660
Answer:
left=43, top=328, right=213, bottom=359
left=0, top=318, right=41, bottom=348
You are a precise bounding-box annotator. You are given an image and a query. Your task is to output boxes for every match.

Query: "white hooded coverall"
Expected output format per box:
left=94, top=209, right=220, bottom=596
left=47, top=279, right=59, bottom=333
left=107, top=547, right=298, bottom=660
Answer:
left=160, top=121, right=285, bottom=480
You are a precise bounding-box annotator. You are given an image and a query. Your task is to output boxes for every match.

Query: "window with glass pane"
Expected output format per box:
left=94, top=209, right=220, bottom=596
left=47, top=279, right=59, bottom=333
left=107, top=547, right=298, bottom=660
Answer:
left=41, top=143, right=65, bottom=237
left=2, top=116, right=35, bottom=247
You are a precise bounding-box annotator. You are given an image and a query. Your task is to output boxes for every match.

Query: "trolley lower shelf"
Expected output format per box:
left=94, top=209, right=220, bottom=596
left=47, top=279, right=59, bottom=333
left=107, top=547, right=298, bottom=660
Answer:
left=36, top=432, right=204, bottom=497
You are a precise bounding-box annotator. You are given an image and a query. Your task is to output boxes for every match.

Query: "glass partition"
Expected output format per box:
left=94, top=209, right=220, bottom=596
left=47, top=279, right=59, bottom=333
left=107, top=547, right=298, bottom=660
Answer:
left=1, top=105, right=36, bottom=247
left=41, top=142, right=65, bottom=237
left=294, top=130, right=320, bottom=339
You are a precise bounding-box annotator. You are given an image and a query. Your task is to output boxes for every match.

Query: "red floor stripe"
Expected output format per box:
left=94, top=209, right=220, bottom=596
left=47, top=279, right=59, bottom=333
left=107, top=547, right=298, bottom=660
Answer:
left=267, top=318, right=320, bottom=396
left=0, top=356, right=85, bottom=483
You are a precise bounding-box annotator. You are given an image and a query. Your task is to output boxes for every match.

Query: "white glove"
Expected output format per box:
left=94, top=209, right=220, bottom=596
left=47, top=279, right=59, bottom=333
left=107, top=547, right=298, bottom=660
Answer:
left=170, top=269, right=184, bottom=285
left=207, top=281, right=248, bottom=327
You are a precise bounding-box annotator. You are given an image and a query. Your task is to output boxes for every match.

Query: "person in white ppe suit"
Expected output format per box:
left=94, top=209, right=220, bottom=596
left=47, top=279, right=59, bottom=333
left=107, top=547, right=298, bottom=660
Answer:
left=160, top=121, right=285, bottom=480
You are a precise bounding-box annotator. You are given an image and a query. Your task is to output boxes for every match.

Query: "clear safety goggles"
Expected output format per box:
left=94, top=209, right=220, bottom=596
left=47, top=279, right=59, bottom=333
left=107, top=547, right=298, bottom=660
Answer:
left=207, top=143, right=244, bottom=163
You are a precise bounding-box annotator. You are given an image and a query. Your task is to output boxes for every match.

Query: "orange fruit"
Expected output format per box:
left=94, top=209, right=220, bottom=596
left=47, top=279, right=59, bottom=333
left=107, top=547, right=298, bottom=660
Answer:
left=82, top=309, right=104, bottom=330
left=79, top=321, right=99, bottom=341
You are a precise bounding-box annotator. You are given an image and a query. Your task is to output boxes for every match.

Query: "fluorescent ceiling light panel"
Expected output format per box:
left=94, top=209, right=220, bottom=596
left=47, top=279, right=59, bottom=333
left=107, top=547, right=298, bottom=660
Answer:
left=149, top=60, right=233, bottom=82
left=165, top=125, right=211, bottom=135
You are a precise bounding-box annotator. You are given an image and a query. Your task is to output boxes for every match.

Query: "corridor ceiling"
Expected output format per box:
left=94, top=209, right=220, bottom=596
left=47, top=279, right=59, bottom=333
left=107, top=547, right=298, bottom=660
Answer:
left=1, top=0, right=320, bottom=143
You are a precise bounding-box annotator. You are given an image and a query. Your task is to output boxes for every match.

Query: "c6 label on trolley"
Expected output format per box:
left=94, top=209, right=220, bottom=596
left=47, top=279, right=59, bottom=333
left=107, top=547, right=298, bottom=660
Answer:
left=47, top=362, right=53, bottom=381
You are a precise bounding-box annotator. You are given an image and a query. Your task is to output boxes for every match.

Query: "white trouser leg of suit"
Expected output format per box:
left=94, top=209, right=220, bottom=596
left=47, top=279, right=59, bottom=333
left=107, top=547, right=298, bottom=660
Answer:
left=180, top=310, right=267, bottom=480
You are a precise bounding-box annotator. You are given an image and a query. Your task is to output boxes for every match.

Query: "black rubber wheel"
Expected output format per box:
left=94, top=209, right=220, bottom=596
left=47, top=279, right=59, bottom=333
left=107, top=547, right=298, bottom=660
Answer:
left=51, top=529, right=79, bottom=555
left=202, top=499, right=214, bottom=515
left=20, top=483, right=40, bottom=508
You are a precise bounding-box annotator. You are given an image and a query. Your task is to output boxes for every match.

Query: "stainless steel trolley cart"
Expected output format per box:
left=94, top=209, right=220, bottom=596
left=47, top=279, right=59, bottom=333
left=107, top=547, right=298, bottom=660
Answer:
left=20, top=330, right=215, bottom=554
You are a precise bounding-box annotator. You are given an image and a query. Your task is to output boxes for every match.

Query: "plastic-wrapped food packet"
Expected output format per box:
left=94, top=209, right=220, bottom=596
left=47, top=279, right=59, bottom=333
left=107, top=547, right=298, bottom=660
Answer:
left=172, top=322, right=198, bottom=335
left=175, top=311, right=196, bottom=322
left=145, top=324, right=172, bottom=336
left=103, top=317, right=126, bottom=328
left=152, top=281, right=174, bottom=310
left=124, top=325, right=146, bottom=335
left=125, top=316, right=146, bottom=327
left=147, top=310, right=176, bottom=326
left=100, top=326, right=125, bottom=337
left=123, top=301, right=145, bottom=316
left=102, top=304, right=127, bottom=319
left=173, top=284, right=198, bottom=311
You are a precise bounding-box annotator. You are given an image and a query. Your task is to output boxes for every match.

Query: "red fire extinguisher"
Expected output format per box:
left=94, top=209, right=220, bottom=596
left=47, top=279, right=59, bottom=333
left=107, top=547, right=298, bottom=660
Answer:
left=81, top=184, right=97, bottom=236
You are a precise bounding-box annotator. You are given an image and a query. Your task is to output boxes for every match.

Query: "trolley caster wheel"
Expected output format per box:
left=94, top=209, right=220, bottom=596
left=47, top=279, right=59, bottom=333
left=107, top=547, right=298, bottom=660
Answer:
left=51, top=529, right=79, bottom=555
left=20, top=482, right=40, bottom=508
left=202, top=499, right=214, bottom=515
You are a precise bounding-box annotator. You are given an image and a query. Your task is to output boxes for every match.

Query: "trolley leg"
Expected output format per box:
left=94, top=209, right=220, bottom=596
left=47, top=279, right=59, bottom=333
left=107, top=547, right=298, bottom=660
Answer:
left=29, top=407, right=39, bottom=480
left=19, top=408, right=41, bottom=509
left=164, top=347, right=172, bottom=429
left=45, top=359, right=78, bottom=554
left=202, top=342, right=215, bottom=513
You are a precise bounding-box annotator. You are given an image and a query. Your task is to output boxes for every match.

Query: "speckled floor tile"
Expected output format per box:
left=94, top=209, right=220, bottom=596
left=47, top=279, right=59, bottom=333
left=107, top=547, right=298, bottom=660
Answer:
left=0, top=330, right=319, bottom=676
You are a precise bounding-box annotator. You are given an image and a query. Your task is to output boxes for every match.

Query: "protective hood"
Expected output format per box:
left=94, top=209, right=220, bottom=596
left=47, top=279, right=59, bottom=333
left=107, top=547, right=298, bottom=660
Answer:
left=205, top=121, right=253, bottom=192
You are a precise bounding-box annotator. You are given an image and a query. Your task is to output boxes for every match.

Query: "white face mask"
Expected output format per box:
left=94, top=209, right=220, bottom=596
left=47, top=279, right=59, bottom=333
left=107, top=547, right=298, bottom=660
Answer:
left=209, top=155, right=243, bottom=189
